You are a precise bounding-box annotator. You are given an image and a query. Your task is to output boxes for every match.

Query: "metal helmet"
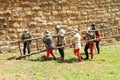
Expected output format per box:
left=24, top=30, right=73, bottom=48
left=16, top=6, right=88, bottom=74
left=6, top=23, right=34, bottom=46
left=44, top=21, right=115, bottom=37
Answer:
left=91, top=23, right=97, bottom=30
left=55, top=25, right=61, bottom=33
left=55, top=25, right=61, bottom=29
left=72, top=28, right=78, bottom=34
left=23, top=29, right=29, bottom=34
left=44, top=30, right=50, bottom=37
left=74, top=28, right=78, bottom=33
left=91, top=23, right=96, bottom=26
left=45, top=30, right=49, bottom=34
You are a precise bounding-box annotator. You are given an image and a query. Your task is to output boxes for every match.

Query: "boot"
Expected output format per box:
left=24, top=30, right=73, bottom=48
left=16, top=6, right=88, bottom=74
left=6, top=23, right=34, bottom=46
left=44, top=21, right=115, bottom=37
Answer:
left=54, top=58, right=57, bottom=60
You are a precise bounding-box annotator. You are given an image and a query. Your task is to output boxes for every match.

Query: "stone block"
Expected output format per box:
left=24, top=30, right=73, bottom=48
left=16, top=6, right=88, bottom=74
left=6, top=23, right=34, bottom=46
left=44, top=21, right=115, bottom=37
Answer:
left=104, top=4, right=110, bottom=7
left=43, top=12, right=51, bottom=16
left=55, top=5, right=62, bottom=10
left=17, top=28, right=23, bottom=33
left=29, top=22, right=37, bottom=27
left=15, top=7, right=23, bottom=12
left=58, top=0, right=67, bottom=4
left=9, top=34, right=18, bottom=39
left=32, top=7, right=40, bottom=11
left=39, top=2, right=48, bottom=6
left=52, top=11, right=58, bottom=15
left=41, top=16, right=46, bottom=20
left=81, top=2, right=87, bottom=5
left=116, top=12, right=120, bottom=17
left=66, top=26, right=73, bottom=30
left=48, top=1, right=54, bottom=4
left=37, top=11, right=43, bottom=16
left=0, top=30, right=5, bottom=34
left=63, top=6, right=69, bottom=10
left=20, top=22, right=27, bottom=27
left=103, top=18, right=109, bottom=23
left=0, top=41, right=3, bottom=45
left=22, top=1, right=31, bottom=7
left=24, top=7, right=31, bottom=11
left=97, top=15, right=104, bottom=19
left=70, top=6, right=78, bottom=10
left=8, top=29, right=15, bottom=33
left=0, top=17, right=6, bottom=22
left=47, top=22, right=53, bottom=25
left=0, top=24, right=3, bottom=28
left=26, top=11, right=35, bottom=17
left=0, top=46, right=9, bottom=52
left=97, top=10, right=104, bottom=14
left=111, top=9, right=119, bottom=13
left=4, top=10, right=12, bottom=16
left=96, top=19, right=103, bottom=22
left=70, top=17, right=77, bottom=20
left=3, top=41, right=10, bottom=45
left=8, top=18, right=15, bottom=23
left=0, top=11, right=4, bottom=15
left=49, top=16, right=55, bottom=20
left=114, top=17, right=119, bottom=21
left=81, top=12, right=87, bottom=16
left=13, top=22, right=20, bottom=28
left=68, top=21, right=74, bottom=25
left=117, top=3, right=120, bottom=6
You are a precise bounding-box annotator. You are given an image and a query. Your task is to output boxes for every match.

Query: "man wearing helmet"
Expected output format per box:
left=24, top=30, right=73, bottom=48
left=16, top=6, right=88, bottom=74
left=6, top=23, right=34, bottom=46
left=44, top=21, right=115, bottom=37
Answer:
left=55, top=25, right=66, bottom=60
left=71, top=28, right=83, bottom=61
left=21, top=29, right=32, bottom=55
left=84, top=27, right=95, bottom=60
left=42, top=30, right=56, bottom=61
left=91, top=23, right=101, bottom=54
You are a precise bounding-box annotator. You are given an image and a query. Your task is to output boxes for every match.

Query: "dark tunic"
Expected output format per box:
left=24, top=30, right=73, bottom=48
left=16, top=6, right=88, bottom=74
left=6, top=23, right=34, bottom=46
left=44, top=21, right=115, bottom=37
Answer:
left=42, top=35, right=55, bottom=49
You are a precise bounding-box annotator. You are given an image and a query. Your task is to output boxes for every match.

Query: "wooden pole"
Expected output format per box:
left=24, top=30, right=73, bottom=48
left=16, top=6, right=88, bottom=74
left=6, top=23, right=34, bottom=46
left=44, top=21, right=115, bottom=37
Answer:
left=16, top=49, right=47, bottom=60
left=36, top=39, right=39, bottom=51
left=10, top=26, right=120, bottom=44
left=15, top=35, right=120, bottom=60
left=18, top=43, right=22, bottom=56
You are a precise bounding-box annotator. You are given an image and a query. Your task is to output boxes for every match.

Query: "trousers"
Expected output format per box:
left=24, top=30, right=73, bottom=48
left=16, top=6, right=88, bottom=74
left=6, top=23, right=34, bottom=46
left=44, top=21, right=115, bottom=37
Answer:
left=95, top=40, right=100, bottom=54
left=84, top=43, right=94, bottom=59
left=23, top=41, right=30, bottom=55
left=74, top=49, right=82, bottom=61
left=46, top=49, right=56, bottom=60
left=58, top=44, right=65, bottom=60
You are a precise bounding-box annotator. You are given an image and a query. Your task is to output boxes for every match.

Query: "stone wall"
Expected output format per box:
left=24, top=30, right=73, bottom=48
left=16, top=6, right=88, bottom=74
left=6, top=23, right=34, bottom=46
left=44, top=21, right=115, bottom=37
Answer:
left=0, top=0, right=120, bottom=49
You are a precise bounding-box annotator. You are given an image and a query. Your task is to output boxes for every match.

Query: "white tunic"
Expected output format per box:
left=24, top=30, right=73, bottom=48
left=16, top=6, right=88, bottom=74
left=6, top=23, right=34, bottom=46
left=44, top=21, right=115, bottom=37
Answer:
left=72, top=33, right=81, bottom=49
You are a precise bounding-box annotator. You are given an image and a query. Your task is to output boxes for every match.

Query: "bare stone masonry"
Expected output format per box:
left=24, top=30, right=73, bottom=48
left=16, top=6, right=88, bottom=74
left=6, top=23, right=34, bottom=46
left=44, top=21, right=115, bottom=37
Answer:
left=0, top=0, right=120, bottom=51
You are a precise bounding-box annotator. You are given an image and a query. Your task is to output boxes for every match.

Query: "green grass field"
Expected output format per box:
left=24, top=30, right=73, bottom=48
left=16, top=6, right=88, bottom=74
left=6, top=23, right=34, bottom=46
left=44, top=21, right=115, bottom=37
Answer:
left=0, top=44, right=120, bottom=80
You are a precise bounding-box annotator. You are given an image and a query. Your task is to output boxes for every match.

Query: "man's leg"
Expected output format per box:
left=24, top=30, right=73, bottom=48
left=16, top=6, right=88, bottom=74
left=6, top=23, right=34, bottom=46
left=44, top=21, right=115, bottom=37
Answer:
left=84, top=44, right=89, bottom=60
left=58, top=45, right=64, bottom=60
left=50, top=50, right=56, bottom=60
left=60, top=48, right=64, bottom=60
left=23, top=42, right=27, bottom=55
left=27, top=42, right=30, bottom=54
left=46, top=50, right=51, bottom=60
left=89, top=44, right=94, bottom=59
left=96, top=41, right=100, bottom=54
left=74, top=49, right=82, bottom=61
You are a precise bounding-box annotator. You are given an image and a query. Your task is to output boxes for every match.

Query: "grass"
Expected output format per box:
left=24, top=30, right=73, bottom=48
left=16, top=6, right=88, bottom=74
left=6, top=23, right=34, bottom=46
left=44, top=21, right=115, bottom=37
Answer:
left=0, top=44, right=120, bottom=80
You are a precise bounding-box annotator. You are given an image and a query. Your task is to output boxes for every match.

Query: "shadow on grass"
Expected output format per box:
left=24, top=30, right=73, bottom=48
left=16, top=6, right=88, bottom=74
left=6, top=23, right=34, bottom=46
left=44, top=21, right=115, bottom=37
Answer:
left=28, top=55, right=106, bottom=63
left=28, top=55, right=56, bottom=62
left=7, top=56, right=16, bottom=60
left=28, top=55, right=79, bottom=63
left=56, top=58, right=79, bottom=63
left=89, top=59, right=106, bottom=62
